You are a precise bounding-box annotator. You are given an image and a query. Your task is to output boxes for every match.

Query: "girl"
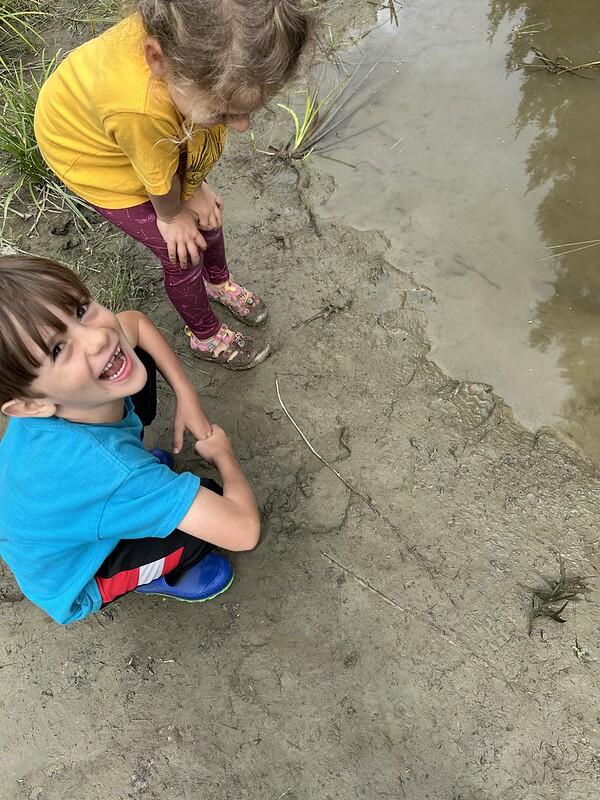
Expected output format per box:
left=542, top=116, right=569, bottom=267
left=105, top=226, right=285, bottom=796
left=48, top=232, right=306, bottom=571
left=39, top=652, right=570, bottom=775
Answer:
left=34, top=0, right=309, bottom=369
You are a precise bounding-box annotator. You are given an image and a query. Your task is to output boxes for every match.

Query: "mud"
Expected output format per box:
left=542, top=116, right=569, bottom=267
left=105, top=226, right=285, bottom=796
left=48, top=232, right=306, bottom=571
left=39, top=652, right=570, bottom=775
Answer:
left=2, top=2, right=600, bottom=799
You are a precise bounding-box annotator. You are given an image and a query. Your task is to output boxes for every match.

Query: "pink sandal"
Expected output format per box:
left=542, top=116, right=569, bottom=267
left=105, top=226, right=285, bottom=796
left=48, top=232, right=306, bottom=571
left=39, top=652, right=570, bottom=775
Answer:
left=206, top=279, right=267, bottom=326
left=185, top=324, right=270, bottom=370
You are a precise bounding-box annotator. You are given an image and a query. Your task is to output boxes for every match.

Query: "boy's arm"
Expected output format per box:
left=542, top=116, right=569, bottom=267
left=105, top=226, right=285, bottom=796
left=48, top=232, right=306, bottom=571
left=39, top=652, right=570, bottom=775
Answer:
left=178, top=426, right=260, bottom=552
left=118, top=310, right=211, bottom=449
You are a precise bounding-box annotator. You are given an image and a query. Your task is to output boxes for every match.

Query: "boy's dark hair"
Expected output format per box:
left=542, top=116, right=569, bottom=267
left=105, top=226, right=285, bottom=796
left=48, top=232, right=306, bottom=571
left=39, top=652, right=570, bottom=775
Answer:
left=138, top=0, right=310, bottom=109
left=0, top=256, right=90, bottom=405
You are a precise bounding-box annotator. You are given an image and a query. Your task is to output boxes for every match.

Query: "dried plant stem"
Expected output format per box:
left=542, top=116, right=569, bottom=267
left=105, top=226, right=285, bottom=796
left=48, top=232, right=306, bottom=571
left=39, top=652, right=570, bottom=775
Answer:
left=275, top=379, right=435, bottom=572
left=321, top=551, right=405, bottom=611
left=547, top=238, right=600, bottom=248
left=541, top=240, right=600, bottom=260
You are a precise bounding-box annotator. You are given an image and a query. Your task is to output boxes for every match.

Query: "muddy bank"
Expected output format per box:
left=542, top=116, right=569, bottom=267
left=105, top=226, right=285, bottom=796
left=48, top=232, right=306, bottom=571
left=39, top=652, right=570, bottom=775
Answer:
left=2, top=3, right=600, bottom=800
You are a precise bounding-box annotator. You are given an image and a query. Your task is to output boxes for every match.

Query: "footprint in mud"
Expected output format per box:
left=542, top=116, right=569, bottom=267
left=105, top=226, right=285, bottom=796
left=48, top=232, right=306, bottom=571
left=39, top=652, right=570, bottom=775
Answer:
left=438, top=380, right=496, bottom=429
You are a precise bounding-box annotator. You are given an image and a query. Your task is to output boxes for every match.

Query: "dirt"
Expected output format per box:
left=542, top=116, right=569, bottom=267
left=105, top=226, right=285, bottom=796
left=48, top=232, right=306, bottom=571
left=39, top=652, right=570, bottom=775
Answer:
left=2, top=3, right=600, bottom=799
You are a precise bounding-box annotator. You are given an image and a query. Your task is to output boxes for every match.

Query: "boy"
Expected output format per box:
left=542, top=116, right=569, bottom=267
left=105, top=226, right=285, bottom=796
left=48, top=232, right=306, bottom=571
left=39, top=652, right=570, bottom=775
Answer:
left=0, top=256, right=259, bottom=624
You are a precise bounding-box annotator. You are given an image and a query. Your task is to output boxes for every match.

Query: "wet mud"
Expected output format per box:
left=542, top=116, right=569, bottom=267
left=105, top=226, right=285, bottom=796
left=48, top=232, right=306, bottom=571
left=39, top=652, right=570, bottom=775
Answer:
left=2, top=2, right=600, bottom=799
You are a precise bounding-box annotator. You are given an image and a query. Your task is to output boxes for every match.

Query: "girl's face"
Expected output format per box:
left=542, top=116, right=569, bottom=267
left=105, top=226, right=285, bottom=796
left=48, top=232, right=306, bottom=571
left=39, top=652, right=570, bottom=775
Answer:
left=144, top=36, right=258, bottom=132
left=167, top=83, right=254, bottom=132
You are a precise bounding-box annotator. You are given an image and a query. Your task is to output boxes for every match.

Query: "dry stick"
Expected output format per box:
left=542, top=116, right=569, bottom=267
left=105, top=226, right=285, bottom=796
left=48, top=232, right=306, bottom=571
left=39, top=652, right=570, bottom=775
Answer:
left=558, top=60, right=600, bottom=74
left=541, top=241, right=600, bottom=261
left=275, top=379, right=435, bottom=572
left=321, top=551, right=406, bottom=611
left=547, top=238, right=600, bottom=248
left=319, top=551, right=529, bottom=696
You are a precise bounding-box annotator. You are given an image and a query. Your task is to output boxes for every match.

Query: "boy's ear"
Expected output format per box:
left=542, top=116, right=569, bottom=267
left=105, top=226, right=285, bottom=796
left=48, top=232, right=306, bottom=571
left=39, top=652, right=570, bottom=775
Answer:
left=143, top=36, right=168, bottom=77
left=1, top=397, right=57, bottom=419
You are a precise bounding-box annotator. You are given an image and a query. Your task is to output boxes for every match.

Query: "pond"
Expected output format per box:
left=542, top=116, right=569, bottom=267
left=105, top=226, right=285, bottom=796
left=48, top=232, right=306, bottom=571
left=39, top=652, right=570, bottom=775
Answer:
left=316, top=0, right=600, bottom=463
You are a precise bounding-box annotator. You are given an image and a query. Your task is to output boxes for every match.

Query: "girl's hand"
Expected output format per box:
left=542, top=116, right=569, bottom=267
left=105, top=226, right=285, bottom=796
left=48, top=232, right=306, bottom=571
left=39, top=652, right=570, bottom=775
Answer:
left=185, top=183, right=224, bottom=231
left=173, top=388, right=212, bottom=453
left=194, top=425, right=234, bottom=467
left=156, top=208, right=207, bottom=267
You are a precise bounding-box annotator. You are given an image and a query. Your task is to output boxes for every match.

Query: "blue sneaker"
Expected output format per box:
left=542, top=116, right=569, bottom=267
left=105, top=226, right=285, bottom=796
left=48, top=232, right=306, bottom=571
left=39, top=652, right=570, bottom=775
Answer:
left=134, top=553, right=234, bottom=603
left=147, top=447, right=175, bottom=469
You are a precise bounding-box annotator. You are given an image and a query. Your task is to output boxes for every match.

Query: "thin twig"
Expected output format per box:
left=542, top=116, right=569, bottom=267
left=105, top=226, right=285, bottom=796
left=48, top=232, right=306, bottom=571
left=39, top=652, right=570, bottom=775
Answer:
left=320, top=552, right=531, bottom=695
left=275, top=379, right=435, bottom=572
left=321, top=551, right=406, bottom=611
left=541, top=241, right=600, bottom=260
left=276, top=379, right=359, bottom=495
left=547, top=238, right=600, bottom=249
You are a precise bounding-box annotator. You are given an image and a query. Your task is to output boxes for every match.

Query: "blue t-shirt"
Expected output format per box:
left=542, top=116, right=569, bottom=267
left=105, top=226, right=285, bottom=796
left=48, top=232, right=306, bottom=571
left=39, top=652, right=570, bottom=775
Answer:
left=0, top=399, right=200, bottom=624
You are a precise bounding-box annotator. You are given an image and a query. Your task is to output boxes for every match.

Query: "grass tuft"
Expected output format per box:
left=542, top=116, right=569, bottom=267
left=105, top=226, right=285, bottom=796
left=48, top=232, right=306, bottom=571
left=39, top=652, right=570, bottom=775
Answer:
left=74, top=232, right=161, bottom=314
left=527, top=554, right=589, bottom=635
left=0, top=0, right=47, bottom=51
left=0, top=52, right=91, bottom=230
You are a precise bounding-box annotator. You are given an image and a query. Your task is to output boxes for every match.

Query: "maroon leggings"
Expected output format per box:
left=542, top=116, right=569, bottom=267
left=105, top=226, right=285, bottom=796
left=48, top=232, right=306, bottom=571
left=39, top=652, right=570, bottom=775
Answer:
left=93, top=201, right=229, bottom=340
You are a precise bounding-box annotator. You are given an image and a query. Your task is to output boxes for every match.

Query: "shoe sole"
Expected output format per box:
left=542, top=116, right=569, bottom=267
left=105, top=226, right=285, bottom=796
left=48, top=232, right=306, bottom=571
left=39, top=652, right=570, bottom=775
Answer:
left=192, top=343, right=271, bottom=370
left=208, top=299, right=268, bottom=327
left=139, top=571, right=235, bottom=603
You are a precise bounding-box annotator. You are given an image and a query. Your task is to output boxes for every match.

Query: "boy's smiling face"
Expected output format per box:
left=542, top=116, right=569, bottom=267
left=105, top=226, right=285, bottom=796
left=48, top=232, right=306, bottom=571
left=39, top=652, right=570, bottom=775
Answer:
left=6, top=300, right=147, bottom=424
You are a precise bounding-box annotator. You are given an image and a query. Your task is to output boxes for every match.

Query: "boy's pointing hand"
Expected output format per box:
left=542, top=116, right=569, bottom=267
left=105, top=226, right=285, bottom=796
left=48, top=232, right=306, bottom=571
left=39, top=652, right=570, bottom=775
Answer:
left=173, top=388, right=212, bottom=453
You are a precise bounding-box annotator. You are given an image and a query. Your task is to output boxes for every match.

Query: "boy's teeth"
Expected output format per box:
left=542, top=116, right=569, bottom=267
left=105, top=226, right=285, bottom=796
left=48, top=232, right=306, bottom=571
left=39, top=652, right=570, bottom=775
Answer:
left=100, top=346, right=126, bottom=380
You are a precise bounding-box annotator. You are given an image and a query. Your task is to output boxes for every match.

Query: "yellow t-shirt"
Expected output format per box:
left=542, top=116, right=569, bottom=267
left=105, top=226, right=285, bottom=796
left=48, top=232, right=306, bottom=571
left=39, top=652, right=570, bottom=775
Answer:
left=34, top=14, right=227, bottom=208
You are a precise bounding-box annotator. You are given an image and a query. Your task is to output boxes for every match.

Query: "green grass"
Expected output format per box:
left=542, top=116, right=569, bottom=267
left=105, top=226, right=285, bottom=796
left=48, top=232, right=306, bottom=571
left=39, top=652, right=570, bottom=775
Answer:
left=74, top=232, right=160, bottom=313
left=0, top=52, right=91, bottom=230
left=0, top=0, right=47, bottom=51
left=51, top=0, right=119, bottom=36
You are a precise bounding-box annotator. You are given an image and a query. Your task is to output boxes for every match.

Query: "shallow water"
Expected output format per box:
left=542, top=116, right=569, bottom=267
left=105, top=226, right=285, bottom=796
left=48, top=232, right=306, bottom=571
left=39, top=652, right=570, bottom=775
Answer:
left=314, top=0, right=600, bottom=462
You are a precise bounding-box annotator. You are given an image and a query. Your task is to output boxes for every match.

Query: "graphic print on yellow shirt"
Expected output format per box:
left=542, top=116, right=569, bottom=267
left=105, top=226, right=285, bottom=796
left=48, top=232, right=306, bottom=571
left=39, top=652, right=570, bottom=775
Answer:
left=181, top=126, right=226, bottom=201
left=34, top=14, right=226, bottom=209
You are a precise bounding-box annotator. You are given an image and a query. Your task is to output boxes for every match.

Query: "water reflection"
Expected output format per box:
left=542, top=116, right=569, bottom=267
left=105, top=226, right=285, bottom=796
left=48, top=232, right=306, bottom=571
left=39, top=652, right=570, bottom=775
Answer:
left=313, top=0, right=600, bottom=461
left=489, top=0, right=600, bottom=458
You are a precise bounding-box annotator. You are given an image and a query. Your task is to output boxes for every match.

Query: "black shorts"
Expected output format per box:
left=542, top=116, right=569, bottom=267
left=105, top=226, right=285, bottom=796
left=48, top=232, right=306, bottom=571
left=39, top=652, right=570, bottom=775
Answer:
left=95, top=349, right=219, bottom=605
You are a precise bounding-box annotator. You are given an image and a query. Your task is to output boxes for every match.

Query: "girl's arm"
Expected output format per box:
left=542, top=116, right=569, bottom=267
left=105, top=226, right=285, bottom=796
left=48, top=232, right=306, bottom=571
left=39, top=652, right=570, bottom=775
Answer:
left=149, top=174, right=208, bottom=268
left=118, top=310, right=212, bottom=448
left=178, top=425, right=260, bottom=551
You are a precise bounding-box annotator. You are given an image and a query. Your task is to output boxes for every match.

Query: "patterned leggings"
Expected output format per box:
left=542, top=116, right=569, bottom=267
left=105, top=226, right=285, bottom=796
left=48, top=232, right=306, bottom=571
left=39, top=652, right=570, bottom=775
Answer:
left=93, top=201, right=230, bottom=340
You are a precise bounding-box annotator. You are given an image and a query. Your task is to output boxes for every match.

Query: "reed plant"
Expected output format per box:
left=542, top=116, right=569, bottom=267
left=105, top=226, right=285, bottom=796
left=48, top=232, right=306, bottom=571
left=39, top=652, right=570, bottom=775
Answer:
left=255, top=65, right=378, bottom=165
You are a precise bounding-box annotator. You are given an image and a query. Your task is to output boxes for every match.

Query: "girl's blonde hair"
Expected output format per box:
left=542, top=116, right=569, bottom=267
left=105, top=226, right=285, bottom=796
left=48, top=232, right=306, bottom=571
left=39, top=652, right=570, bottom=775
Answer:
left=138, top=0, right=310, bottom=109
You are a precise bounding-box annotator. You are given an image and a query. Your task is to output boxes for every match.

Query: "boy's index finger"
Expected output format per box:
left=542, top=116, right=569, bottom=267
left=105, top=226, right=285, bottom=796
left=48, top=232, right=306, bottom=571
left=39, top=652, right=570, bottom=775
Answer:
left=173, top=418, right=185, bottom=454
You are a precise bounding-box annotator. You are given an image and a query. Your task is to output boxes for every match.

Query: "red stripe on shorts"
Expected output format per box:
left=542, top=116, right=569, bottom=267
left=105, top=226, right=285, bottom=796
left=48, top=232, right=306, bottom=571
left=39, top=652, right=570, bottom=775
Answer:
left=163, top=547, right=184, bottom=574
left=96, top=566, right=140, bottom=604
left=96, top=546, right=184, bottom=604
